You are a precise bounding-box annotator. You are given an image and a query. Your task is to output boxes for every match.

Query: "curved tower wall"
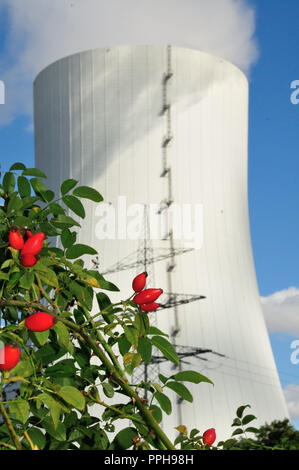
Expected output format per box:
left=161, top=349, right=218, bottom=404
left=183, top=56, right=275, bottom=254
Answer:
left=34, top=45, right=289, bottom=440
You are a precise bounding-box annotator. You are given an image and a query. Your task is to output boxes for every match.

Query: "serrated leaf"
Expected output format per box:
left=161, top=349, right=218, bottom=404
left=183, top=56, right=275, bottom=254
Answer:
left=176, top=425, right=187, bottom=435
left=118, top=335, right=131, bottom=356
left=19, top=272, right=34, bottom=290
left=61, top=229, right=76, bottom=249
left=52, top=321, right=71, bottom=350
left=30, top=178, right=47, bottom=195
left=245, top=427, right=259, bottom=434
left=231, top=417, right=242, bottom=427
left=66, top=243, right=97, bottom=259
left=9, top=162, right=26, bottom=171
left=148, top=326, right=169, bottom=337
left=22, top=168, right=47, bottom=179
left=17, top=176, right=31, bottom=198
left=8, top=400, right=29, bottom=424
left=137, top=337, right=152, bottom=364
left=172, top=370, right=213, bottom=385
left=123, top=352, right=141, bottom=374
left=114, top=427, right=138, bottom=450
left=43, top=417, right=66, bottom=441
left=242, top=414, right=257, bottom=425
left=58, top=386, right=85, bottom=411
left=26, top=428, right=46, bottom=449
left=61, top=179, right=78, bottom=195
left=236, top=404, right=251, bottom=419
left=154, top=391, right=172, bottom=415
left=102, top=382, right=114, bottom=398
left=51, top=214, right=81, bottom=229
left=73, top=186, right=103, bottom=202
left=37, top=393, right=62, bottom=430
left=165, top=381, right=193, bottom=403
left=63, top=195, right=86, bottom=219
left=231, top=428, right=244, bottom=437
left=123, top=325, right=138, bottom=347
left=151, top=336, right=179, bottom=365
left=3, top=172, right=15, bottom=194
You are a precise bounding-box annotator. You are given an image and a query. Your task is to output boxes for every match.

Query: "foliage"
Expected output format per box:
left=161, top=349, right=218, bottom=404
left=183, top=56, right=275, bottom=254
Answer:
left=0, top=163, right=294, bottom=451
left=0, top=163, right=216, bottom=451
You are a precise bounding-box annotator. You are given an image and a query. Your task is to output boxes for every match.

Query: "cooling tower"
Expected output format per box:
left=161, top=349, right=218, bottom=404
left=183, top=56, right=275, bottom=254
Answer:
left=34, top=45, right=289, bottom=440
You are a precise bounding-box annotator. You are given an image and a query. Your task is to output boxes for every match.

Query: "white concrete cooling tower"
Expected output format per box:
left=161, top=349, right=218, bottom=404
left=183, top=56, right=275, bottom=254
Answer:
left=34, top=45, right=289, bottom=440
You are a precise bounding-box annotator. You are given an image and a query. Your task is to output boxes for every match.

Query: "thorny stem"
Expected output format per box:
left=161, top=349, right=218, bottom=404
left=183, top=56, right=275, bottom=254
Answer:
left=0, top=401, right=22, bottom=450
left=0, top=297, right=176, bottom=450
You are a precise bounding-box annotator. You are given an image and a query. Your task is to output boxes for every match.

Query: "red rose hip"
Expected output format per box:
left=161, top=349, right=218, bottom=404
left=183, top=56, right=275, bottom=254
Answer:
left=21, top=253, right=37, bottom=267
left=21, top=232, right=45, bottom=256
left=133, top=288, right=163, bottom=305
left=0, top=345, right=20, bottom=371
left=140, top=302, right=159, bottom=312
left=132, top=272, right=147, bottom=293
left=9, top=228, right=24, bottom=250
left=203, top=428, right=216, bottom=446
left=25, top=312, right=56, bottom=332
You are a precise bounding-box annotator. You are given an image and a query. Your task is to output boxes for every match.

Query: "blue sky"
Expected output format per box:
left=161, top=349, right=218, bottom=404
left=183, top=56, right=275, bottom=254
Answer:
left=0, top=0, right=298, bottom=430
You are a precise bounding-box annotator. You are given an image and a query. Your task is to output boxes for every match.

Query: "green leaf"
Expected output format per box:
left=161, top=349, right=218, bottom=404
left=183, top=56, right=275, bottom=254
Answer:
left=12, top=360, right=34, bottom=378
left=43, top=417, right=66, bottom=442
left=118, top=335, right=131, bottom=356
left=102, top=382, right=115, bottom=398
left=114, top=427, right=138, bottom=450
left=148, top=326, right=169, bottom=337
left=8, top=400, right=29, bottom=424
left=151, top=336, right=179, bottom=365
left=165, top=381, right=193, bottom=403
left=19, top=272, right=34, bottom=290
left=123, top=352, right=141, bottom=375
left=231, top=428, right=244, bottom=437
left=30, top=178, right=47, bottom=195
left=241, top=414, right=257, bottom=426
left=73, top=186, right=103, bottom=202
left=58, top=386, right=85, bottom=411
left=7, top=192, right=23, bottom=213
left=245, top=427, right=259, bottom=434
left=37, top=393, right=62, bottom=430
left=66, top=243, right=97, bottom=259
left=63, top=195, right=86, bottom=219
left=45, top=359, right=77, bottom=377
left=30, top=330, right=50, bottom=346
left=134, top=312, right=150, bottom=337
left=3, top=172, right=15, bottom=194
left=51, top=214, right=81, bottom=229
left=17, top=176, right=31, bottom=198
left=22, top=168, right=47, bottom=179
left=61, top=179, right=78, bottom=195
left=123, top=325, right=138, bottom=347
left=236, top=404, right=251, bottom=419
left=149, top=405, right=162, bottom=423
left=172, top=370, right=213, bottom=385
left=9, top=162, right=26, bottom=171
left=154, top=391, right=172, bottom=415
left=137, top=337, right=152, bottom=364
left=61, top=229, right=76, bottom=249
left=52, top=321, right=71, bottom=350
left=26, top=428, right=46, bottom=449
left=231, top=417, right=242, bottom=427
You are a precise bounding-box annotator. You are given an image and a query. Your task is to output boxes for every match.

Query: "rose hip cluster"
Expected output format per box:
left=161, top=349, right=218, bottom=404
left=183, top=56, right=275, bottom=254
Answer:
left=132, top=272, right=163, bottom=312
left=9, top=227, right=45, bottom=267
left=0, top=312, right=55, bottom=371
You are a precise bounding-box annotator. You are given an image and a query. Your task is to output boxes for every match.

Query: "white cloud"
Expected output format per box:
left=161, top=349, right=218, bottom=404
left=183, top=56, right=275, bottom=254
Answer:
left=261, top=287, right=299, bottom=336
left=283, top=384, right=299, bottom=420
left=0, top=0, right=258, bottom=126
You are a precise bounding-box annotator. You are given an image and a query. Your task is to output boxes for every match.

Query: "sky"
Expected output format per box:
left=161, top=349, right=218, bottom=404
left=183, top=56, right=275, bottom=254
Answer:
left=0, top=0, right=298, bottom=430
